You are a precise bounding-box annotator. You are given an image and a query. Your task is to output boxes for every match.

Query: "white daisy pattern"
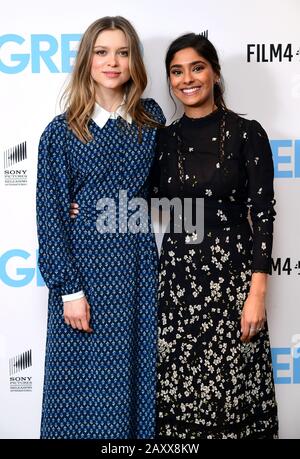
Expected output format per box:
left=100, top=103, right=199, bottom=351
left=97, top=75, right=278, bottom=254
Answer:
left=151, top=108, right=278, bottom=439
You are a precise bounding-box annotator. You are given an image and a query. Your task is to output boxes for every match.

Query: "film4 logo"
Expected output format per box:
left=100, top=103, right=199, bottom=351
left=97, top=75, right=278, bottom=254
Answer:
left=247, top=43, right=300, bottom=62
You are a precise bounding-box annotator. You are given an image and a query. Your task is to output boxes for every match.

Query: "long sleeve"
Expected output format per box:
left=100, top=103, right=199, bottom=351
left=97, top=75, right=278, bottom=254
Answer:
left=143, top=98, right=166, bottom=201
left=36, top=117, right=83, bottom=296
left=243, top=120, right=276, bottom=274
left=62, top=290, right=85, bottom=303
left=148, top=130, right=163, bottom=200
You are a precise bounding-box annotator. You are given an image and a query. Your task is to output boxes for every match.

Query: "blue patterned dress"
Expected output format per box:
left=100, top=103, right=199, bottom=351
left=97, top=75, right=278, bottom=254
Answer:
left=36, top=98, right=165, bottom=439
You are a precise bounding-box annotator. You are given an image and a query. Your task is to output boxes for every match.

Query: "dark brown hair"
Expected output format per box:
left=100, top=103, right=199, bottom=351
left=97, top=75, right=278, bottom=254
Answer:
left=165, top=33, right=228, bottom=110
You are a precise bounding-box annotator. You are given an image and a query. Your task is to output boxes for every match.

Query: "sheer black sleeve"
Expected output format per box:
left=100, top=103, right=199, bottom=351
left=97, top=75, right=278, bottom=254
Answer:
left=148, top=128, right=166, bottom=200
left=243, top=120, right=276, bottom=274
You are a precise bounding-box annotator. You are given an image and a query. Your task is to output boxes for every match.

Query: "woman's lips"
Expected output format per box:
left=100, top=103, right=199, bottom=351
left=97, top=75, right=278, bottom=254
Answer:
left=181, top=86, right=202, bottom=95
left=103, top=72, right=121, bottom=78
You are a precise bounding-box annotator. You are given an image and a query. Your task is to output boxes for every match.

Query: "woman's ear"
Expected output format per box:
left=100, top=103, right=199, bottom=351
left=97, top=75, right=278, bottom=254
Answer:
left=214, top=75, right=221, bottom=84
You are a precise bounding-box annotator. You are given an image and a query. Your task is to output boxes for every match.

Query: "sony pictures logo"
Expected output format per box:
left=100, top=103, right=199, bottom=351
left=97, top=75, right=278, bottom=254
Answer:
left=3, top=141, right=28, bottom=186
left=9, top=349, right=32, bottom=392
left=247, top=43, right=300, bottom=62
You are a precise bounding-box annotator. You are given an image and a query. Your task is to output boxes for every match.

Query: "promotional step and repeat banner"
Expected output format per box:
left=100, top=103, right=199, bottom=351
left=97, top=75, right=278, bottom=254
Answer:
left=0, top=0, right=299, bottom=439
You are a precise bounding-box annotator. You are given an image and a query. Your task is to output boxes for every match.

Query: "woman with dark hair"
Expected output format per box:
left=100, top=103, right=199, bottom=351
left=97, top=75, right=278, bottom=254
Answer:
left=36, top=16, right=164, bottom=439
left=153, top=33, right=278, bottom=439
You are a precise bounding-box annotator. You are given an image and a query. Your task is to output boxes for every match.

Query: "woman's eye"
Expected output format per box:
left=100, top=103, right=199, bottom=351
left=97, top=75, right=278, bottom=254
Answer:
left=96, top=50, right=106, bottom=56
left=119, top=50, right=129, bottom=57
left=171, top=70, right=182, bottom=76
left=193, top=65, right=204, bottom=72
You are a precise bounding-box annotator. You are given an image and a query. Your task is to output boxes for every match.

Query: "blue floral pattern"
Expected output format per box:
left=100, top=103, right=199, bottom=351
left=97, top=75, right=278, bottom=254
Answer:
left=36, top=98, right=165, bottom=439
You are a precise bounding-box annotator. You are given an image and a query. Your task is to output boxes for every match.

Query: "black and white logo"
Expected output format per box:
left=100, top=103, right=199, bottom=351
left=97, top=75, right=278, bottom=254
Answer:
left=247, top=43, right=300, bottom=63
left=3, top=141, right=28, bottom=186
left=9, top=349, right=33, bottom=392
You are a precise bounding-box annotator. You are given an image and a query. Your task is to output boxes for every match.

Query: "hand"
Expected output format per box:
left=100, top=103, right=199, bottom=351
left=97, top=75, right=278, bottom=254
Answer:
left=63, top=296, right=93, bottom=333
left=70, top=202, right=79, bottom=219
left=240, top=293, right=266, bottom=343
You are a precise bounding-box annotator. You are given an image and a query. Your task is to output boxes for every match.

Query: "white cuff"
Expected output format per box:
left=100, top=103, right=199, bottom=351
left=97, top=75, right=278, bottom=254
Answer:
left=62, top=290, right=85, bottom=303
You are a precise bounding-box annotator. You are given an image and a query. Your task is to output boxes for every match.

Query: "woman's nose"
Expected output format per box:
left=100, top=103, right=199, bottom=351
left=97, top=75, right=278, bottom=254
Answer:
left=107, top=53, right=118, bottom=66
left=183, top=71, right=194, bottom=85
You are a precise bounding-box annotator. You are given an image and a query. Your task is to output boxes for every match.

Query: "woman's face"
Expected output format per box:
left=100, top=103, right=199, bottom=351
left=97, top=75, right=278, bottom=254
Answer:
left=91, top=29, right=131, bottom=93
left=169, top=47, right=218, bottom=115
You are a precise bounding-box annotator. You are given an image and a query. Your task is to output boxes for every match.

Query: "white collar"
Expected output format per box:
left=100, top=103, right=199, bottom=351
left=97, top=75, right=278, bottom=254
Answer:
left=92, top=100, right=132, bottom=128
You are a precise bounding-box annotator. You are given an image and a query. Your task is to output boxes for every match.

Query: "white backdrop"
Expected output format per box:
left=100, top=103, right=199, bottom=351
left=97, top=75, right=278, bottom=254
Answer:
left=0, top=0, right=299, bottom=439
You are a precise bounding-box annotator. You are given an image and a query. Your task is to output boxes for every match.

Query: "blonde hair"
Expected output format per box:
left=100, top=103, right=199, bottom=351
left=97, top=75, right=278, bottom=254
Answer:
left=61, top=16, right=160, bottom=143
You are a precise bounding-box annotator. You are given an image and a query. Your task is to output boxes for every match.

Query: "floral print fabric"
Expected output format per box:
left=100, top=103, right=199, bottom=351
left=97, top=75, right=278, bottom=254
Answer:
left=36, top=99, right=165, bottom=439
left=153, top=108, right=278, bottom=439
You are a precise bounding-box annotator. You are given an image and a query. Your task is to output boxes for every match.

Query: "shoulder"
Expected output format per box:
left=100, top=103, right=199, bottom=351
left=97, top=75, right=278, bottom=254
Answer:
left=160, top=117, right=180, bottom=138
left=141, top=98, right=166, bottom=124
left=42, top=113, right=68, bottom=138
left=227, top=110, right=269, bottom=144
left=42, top=113, right=68, bottom=136
left=160, top=117, right=181, bottom=134
left=226, top=111, right=269, bottom=142
left=39, top=114, right=70, bottom=152
left=248, top=119, right=269, bottom=139
left=155, top=118, right=180, bottom=149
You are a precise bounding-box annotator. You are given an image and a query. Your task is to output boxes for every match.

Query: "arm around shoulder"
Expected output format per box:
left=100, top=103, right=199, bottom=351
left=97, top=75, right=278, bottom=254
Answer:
left=142, top=98, right=166, bottom=125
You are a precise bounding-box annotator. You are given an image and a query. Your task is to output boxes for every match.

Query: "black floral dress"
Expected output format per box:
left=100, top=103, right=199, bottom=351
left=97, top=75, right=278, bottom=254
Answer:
left=152, top=108, right=278, bottom=439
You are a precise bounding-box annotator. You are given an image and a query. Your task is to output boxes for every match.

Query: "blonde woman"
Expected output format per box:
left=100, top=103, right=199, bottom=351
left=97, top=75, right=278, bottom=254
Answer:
left=36, top=16, right=165, bottom=439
